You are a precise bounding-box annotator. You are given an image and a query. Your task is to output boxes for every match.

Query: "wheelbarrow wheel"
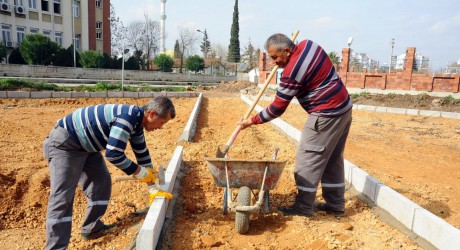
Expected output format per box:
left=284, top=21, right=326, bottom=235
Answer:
left=235, top=186, right=251, bottom=234
left=222, top=187, right=228, bottom=215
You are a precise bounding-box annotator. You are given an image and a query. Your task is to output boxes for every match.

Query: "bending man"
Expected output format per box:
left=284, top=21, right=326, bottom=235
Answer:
left=239, top=33, right=352, bottom=217
left=43, top=96, right=175, bottom=249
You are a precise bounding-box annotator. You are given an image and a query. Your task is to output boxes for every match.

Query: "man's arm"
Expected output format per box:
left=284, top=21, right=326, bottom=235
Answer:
left=105, top=117, right=139, bottom=175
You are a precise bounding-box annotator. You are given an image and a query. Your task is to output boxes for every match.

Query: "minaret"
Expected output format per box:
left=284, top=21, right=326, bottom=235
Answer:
left=160, top=0, right=166, bottom=53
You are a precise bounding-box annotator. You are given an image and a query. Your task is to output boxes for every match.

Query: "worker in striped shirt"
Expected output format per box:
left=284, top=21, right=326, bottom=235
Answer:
left=43, top=96, right=175, bottom=249
left=239, top=33, right=353, bottom=218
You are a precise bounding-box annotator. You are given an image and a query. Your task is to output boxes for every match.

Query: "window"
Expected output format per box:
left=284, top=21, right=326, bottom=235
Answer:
left=74, top=34, right=80, bottom=50
left=17, top=26, right=25, bottom=44
left=53, top=0, right=60, bottom=14
left=30, top=28, right=39, bottom=34
left=0, top=0, right=8, bottom=4
left=54, top=31, right=62, bottom=45
left=2, top=25, right=11, bottom=46
left=96, top=31, right=102, bottom=40
left=95, top=0, right=101, bottom=8
left=72, top=0, right=79, bottom=17
left=96, top=21, right=102, bottom=29
left=28, top=0, right=36, bottom=9
left=41, top=0, right=48, bottom=12
left=14, top=0, right=24, bottom=6
left=43, top=30, right=51, bottom=38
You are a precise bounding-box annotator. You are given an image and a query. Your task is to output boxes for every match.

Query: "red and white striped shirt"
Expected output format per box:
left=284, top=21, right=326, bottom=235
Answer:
left=252, top=39, right=352, bottom=124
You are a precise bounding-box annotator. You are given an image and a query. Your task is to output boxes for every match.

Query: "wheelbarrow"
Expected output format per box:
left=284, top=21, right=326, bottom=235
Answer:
left=205, top=148, right=286, bottom=234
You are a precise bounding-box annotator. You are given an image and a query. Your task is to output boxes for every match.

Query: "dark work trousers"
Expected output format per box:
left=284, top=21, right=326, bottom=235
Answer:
left=293, top=109, right=352, bottom=214
left=43, top=125, right=112, bottom=250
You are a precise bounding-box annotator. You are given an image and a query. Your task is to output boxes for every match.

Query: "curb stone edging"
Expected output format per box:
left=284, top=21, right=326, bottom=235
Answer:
left=178, top=93, right=203, bottom=142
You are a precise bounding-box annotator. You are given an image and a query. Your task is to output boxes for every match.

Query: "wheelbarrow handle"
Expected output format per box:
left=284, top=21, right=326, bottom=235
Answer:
left=272, top=147, right=279, bottom=160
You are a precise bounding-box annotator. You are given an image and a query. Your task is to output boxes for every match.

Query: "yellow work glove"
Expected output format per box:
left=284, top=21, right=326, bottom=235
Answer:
left=148, top=184, right=173, bottom=204
left=133, top=167, right=158, bottom=183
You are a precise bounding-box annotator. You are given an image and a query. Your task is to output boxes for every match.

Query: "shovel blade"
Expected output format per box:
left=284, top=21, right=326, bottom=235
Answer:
left=216, top=144, right=230, bottom=158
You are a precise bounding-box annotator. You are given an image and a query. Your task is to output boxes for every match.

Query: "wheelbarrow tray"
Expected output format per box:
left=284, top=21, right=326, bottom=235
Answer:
left=205, top=158, right=287, bottom=190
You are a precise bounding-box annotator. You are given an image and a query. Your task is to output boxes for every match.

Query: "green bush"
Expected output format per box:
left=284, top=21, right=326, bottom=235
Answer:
left=153, top=54, right=174, bottom=72
left=0, top=79, right=66, bottom=91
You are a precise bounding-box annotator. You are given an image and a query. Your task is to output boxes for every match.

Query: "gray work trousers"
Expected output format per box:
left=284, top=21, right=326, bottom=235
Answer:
left=43, top=125, right=112, bottom=250
left=293, top=109, right=352, bottom=214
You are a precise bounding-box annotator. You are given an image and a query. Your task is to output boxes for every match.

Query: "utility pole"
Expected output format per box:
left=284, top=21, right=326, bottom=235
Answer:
left=197, top=29, right=208, bottom=59
left=389, top=38, right=394, bottom=73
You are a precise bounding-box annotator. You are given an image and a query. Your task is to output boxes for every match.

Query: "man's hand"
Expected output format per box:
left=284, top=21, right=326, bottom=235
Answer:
left=238, top=118, right=253, bottom=130
left=133, top=167, right=158, bottom=183
left=148, top=184, right=173, bottom=204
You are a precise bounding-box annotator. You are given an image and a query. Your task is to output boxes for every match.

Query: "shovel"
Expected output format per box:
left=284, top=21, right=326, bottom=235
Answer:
left=216, top=30, right=300, bottom=158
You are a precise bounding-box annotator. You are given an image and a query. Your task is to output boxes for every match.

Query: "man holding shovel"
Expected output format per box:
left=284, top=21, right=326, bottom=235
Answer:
left=43, top=96, right=175, bottom=250
left=239, top=33, right=352, bottom=217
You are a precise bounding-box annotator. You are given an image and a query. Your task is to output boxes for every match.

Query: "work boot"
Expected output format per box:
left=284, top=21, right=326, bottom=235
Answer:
left=81, top=223, right=118, bottom=241
left=314, top=202, right=344, bottom=217
left=277, top=206, right=313, bottom=217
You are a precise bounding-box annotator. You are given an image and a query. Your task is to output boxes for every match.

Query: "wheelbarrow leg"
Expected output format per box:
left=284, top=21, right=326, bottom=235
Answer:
left=222, top=187, right=228, bottom=215
left=263, top=190, right=270, bottom=214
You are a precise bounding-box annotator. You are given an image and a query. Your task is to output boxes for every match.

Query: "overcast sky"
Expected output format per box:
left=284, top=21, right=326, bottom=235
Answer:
left=111, top=0, right=460, bottom=70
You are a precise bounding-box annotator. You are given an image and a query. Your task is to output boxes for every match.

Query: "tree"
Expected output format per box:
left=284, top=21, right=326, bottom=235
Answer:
left=227, top=0, right=241, bottom=62
left=241, top=39, right=258, bottom=69
left=124, top=56, right=140, bottom=70
left=173, top=40, right=181, bottom=59
left=53, top=45, right=80, bottom=67
left=0, top=43, right=6, bottom=62
left=328, top=51, right=339, bottom=66
left=186, top=55, right=204, bottom=73
left=8, top=47, right=26, bottom=64
left=125, top=15, right=160, bottom=70
left=126, top=20, right=145, bottom=67
left=19, top=34, right=59, bottom=65
left=154, top=54, right=174, bottom=72
left=142, top=14, right=160, bottom=67
left=199, top=29, right=211, bottom=59
left=79, top=50, right=104, bottom=68
left=177, top=25, right=199, bottom=73
left=110, top=3, right=124, bottom=56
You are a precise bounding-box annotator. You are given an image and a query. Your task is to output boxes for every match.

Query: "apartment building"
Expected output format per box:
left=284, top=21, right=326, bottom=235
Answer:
left=0, top=0, right=111, bottom=57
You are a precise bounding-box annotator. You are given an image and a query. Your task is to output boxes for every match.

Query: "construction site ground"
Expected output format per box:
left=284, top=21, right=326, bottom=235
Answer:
left=0, top=81, right=459, bottom=249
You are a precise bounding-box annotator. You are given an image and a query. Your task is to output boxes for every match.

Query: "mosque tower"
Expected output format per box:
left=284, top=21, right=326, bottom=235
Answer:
left=160, top=0, right=167, bottom=53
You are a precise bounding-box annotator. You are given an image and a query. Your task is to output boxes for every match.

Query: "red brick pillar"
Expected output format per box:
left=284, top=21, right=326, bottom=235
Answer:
left=258, top=51, right=267, bottom=84
left=404, top=47, right=416, bottom=74
left=259, top=51, right=266, bottom=71
left=340, top=48, right=351, bottom=74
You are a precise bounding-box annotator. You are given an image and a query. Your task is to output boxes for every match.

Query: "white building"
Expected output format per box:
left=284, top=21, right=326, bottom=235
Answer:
left=350, top=52, right=379, bottom=71
left=395, top=52, right=429, bottom=72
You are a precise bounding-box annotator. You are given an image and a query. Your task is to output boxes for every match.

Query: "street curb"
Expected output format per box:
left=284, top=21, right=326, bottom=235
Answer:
left=136, top=146, right=183, bottom=249
left=178, top=93, right=203, bottom=142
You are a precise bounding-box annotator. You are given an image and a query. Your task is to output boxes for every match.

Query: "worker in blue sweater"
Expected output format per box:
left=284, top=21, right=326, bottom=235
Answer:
left=43, top=96, right=175, bottom=249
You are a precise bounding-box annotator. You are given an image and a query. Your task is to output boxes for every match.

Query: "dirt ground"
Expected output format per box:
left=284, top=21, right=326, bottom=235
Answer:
left=0, top=82, right=459, bottom=249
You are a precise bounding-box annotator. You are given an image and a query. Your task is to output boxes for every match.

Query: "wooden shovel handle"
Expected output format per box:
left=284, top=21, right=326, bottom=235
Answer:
left=224, top=30, right=300, bottom=149
left=114, top=176, right=136, bottom=182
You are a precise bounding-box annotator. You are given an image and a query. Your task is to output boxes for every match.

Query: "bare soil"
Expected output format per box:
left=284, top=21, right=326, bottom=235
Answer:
left=0, top=82, right=458, bottom=249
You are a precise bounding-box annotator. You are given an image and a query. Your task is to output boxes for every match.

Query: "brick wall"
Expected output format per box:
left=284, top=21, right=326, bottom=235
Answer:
left=257, top=46, right=460, bottom=94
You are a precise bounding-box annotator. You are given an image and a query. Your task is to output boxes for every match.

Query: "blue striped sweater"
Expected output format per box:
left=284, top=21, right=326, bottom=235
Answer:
left=57, top=104, right=152, bottom=175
